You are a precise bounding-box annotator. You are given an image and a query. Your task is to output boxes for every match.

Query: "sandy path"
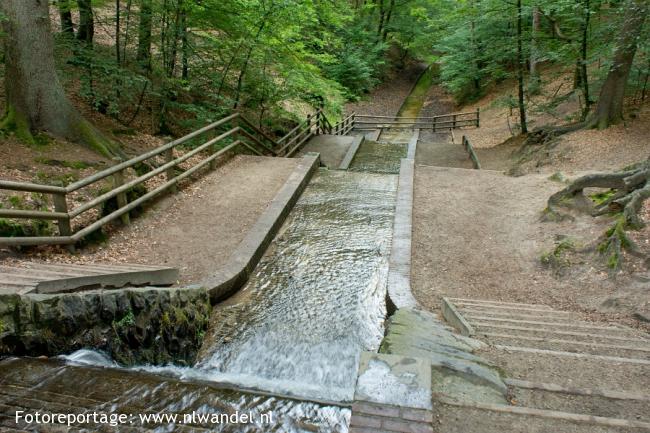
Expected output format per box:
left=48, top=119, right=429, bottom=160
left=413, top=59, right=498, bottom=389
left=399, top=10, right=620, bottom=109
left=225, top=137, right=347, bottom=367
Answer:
left=2, top=155, right=298, bottom=286
left=410, top=165, right=645, bottom=322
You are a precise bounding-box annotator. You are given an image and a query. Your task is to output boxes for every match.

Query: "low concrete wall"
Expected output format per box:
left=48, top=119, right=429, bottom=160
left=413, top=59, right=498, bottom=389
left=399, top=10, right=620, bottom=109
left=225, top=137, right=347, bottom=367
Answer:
left=202, top=154, right=320, bottom=303
left=386, top=158, right=419, bottom=312
left=339, top=135, right=364, bottom=170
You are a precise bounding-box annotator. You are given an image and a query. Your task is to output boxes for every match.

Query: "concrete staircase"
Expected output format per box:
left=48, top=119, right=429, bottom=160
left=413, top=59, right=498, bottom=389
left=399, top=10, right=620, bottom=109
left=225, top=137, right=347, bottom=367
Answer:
left=440, top=297, right=650, bottom=432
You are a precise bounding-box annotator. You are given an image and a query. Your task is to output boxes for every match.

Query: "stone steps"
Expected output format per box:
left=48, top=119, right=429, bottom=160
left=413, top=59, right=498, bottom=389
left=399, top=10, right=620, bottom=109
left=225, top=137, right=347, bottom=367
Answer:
left=439, top=297, right=650, bottom=431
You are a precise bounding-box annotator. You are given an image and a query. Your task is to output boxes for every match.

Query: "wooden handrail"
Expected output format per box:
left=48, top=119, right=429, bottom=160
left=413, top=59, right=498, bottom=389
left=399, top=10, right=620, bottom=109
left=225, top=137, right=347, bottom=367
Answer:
left=462, top=135, right=481, bottom=170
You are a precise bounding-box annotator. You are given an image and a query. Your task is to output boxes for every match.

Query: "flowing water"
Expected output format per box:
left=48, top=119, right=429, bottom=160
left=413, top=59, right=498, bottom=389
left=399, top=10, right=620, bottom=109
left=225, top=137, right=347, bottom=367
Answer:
left=196, top=170, right=398, bottom=404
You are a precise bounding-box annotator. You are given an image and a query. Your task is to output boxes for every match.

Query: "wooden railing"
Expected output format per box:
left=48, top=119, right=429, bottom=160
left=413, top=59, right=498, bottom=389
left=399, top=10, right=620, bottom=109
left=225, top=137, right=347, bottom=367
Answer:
left=0, top=108, right=339, bottom=248
left=352, top=109, right=480, bottom=132
left=462, top=135, right=481, bottom=170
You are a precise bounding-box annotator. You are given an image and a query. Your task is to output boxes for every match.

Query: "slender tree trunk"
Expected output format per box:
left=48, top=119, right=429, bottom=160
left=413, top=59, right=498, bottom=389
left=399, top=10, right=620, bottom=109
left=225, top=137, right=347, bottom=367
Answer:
left=516, top=0, right=528, bottom=134
left=529, top=5, right=541, bottom=93
left=76, top=0, right=94, bottom=43
left=116, top=0, right=121, bottom=65
left=579, top=0, right=591, bottom=120
left=589, top=0, right=648, bottom=129
left=57, top=0, right=74, bottom=35
left=137, top=0, right=153, bottom=69
left=0, top=0, right=120, bottom=157
left=377, top=0, right=385, bottom=41
left=181, top=11, right=189, bottom=79
left=381, top=0, right=395, bottom=43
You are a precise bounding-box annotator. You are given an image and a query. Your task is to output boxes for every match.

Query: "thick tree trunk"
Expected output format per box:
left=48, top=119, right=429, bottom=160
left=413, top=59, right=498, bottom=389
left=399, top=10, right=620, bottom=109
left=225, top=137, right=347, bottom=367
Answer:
left=0, top=0, right=121, bottom=158
left=76, top=0, right=94, bottom=43
left=57, top=0, right=74, bottom=35
left=589, top=0, right=648, bottom=129
left=137, top=0, right=153, bottom=68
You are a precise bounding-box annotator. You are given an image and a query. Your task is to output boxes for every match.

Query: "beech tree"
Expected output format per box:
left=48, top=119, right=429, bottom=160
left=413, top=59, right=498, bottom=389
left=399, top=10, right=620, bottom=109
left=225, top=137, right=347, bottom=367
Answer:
left=0, top=0, right=121, bottom=157
left=588, top=0, right=648, bottom=129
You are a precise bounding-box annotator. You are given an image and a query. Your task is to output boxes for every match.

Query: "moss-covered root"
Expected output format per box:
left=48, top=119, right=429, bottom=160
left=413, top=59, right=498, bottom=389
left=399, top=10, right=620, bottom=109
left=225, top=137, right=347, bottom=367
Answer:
left=74, top=119, right=126, bottom=160
left=599, top=217, right=645, bottom=272
left=0, top=105, right=36, bottom=145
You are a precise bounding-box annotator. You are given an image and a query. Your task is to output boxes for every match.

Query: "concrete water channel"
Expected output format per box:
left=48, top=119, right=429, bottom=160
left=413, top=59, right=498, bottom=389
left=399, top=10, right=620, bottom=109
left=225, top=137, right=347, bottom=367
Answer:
left=1, top=68, right=436, bottom=432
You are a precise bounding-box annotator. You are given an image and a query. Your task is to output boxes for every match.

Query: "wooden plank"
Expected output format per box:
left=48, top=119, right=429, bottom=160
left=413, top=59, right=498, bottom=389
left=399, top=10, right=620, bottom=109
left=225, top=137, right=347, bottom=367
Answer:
left=437, top=396, right=650, bottom=430
left=482, top=332, right=650, bottom=353
left=466, top=315, right=625, bottom=331
left=493, top=344, right=650, bottom=365
left=475, top=323, right=650, bottom=343
left=441, top=297, right=475, bottom=336
left=505, top=378, right=650, bottom=401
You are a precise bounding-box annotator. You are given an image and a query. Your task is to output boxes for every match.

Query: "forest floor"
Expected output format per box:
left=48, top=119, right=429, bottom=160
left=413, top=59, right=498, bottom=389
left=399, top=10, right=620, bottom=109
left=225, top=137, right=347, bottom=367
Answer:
left=1, top=155, right=297, bottom=286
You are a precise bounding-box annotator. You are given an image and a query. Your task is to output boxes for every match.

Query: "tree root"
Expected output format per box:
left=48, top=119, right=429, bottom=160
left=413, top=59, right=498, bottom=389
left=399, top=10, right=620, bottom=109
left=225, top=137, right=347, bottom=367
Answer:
left=546, top=158, right=650, bottom=272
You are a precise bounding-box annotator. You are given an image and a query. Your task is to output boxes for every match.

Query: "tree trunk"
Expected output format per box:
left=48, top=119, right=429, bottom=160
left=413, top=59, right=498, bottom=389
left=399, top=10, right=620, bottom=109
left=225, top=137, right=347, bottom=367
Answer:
left=516, top=0, right=528, bottom=134
left=381, top=0, right=395, bottom=43
left=579, top=0, right=591, bottom=120
left=529, top=5, right=541, bottom=93
left=0, top=0, right=121, bottom=158
left=137, top=0, right=153, bottom=69
left=57, top=0, right=74, bottom=35
left=76, top=0, right=94, bottom=43
left=589, top=0, right=648, bottom=129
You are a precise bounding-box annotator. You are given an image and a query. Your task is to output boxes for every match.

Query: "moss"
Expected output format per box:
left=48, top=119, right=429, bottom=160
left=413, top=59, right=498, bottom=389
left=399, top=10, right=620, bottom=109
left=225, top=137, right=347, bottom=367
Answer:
left=548, top=172, right=568, bottom=184
left=112, top=310, right=135, bottom=332
left=34, top=157, right=96, bottom=170
left=75, top=119, right=124, bottom=159
left=541, top=238, right=576, bottom=269
left=0, top=105, right=36, bottom=145
left=8, top=195, right=24, bottom=209
left=590, top=189, right=616, bottom=206
left=0, top=319, right=4, bottom=334
left=0, top=218, right=54, bottom=238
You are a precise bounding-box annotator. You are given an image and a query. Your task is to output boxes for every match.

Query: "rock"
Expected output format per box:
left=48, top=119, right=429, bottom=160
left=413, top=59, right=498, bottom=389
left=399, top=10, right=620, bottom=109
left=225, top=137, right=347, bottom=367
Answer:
left=0, top=287, right=212, bottom=367
left=379, top=308, right=508, bottom=405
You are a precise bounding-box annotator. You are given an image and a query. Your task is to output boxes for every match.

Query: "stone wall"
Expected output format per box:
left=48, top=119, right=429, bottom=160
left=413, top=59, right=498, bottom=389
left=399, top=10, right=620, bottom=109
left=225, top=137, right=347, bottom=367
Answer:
left=0, top=287, right=211, bottom=366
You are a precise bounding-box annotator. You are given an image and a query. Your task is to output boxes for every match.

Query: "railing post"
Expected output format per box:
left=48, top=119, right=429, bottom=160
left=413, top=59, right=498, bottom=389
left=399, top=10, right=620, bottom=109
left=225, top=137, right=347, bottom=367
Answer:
left=113, top=169, right=130, bottom=225
left=164, top=148, right=177, bottom=193
left=433, top=117, right=437, bottom=132
left=452, top=114, right=457, bottom=130
left=52, top=193, right=74, bottom=252
left=476, top=107, right=480, bottom=128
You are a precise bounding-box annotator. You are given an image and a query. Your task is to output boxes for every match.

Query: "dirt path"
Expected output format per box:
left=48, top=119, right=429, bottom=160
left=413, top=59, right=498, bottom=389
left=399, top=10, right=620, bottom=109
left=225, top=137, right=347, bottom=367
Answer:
left=1, top=155, right=298, bottom=285
left=411, top=165, right=649, bottom=329
left=345, top=64, right=427, bottom=118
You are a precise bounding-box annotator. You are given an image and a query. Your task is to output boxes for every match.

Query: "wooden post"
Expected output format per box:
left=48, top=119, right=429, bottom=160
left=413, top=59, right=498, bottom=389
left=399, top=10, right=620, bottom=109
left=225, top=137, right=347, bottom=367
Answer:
left=52, top=193, right=74, bottom=252
left=453, top=114, right=457, bottom=130
left=164, top=148, right=177, bottom=193
left=476, top=107, right=480, bottom=128
left=433, top=117, right=437, bottom=132
left=113, top=170, right=130, bottom=225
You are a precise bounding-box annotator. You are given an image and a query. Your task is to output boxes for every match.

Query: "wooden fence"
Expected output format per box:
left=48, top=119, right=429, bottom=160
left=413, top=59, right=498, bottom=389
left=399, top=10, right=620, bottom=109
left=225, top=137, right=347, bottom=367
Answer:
left=462, top=135, right=481, bottom=170
left=1, top=108, right=344, bottom=248
left=353, top=109, right=479, bottom=132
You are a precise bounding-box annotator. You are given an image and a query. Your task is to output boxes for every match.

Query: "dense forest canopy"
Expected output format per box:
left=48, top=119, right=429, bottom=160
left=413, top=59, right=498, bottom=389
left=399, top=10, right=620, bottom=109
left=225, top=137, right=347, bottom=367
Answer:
left=0, top=0, right=648, bottom=147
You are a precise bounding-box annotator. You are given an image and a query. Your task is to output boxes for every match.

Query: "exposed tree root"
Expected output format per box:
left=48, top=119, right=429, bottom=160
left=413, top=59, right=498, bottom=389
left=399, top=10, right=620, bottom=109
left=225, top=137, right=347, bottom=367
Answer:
left=546, top=158, right=650, bottom=271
